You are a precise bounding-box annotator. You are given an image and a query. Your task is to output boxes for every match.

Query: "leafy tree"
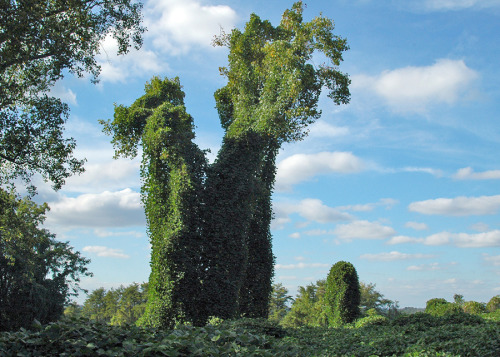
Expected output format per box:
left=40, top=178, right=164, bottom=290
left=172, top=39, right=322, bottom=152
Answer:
left=425, top=298, right=462, bottom=316
left=453, top=294, right=465, bottom=306
left=268, top=283, right=293, bottom=324
left=360, top=282, right=398, bottom=317
left=486, top=295, right=500, bottom=312
left=0, top=0, right=144, bottom=192
left=82, top=288, right=108, bottom=323
left=0, top=188, right=91, bottom=331
left=324, top=261, right=361, bottom=326
left=111, top=283, right=148, bottom=326
left=462, top=301, right=486, bottom=315
left=281, top=280, right=328, bottom=328
left=63, top=302, right=83, bottom=319
left=102, top=1, right=350, bottom=327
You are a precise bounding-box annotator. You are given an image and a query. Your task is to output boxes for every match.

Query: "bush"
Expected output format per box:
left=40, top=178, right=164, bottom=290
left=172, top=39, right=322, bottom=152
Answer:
left=355, top=315, right=388, bottom=328
left=462, top=301, right=486, bottom=314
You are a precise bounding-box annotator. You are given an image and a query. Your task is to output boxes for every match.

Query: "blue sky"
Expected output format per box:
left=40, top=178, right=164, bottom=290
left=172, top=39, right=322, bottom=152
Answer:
left=35, top=0, right=500, bottom=308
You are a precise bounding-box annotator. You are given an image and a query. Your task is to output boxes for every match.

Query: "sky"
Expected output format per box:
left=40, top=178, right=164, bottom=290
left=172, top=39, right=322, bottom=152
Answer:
left=33, top=0, right=500, bottom=308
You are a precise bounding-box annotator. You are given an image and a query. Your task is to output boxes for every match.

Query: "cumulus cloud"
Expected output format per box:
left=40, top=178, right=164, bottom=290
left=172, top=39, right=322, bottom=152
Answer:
left=276, top=151, right=365, bottom=191
left=275, top=262, right=330, bottom=270
left=387, top=230, right=500, bottom=248
left=289, top=232, right=301, bottom=239
left=64, top=158, right=141, bottom=193
left=360, top=251, right=435, bottom=261
left=272, top=199, right=352, bottom=229
left=352, top=59, right=478, bottom=112
left=405, top=221, right=429, bottom=231
left=46, top=189, right=145, bottom=228
left=409, top=194, right=500, bottom=216
left=97, top=35, right=166, bottom=83
left=334, top=220, right=396, bottom=240
left=145, top=0, right=238, bottom=55
left=82, top=246, right=130, bottom=258
left=453, top=167, right=500, bottom=180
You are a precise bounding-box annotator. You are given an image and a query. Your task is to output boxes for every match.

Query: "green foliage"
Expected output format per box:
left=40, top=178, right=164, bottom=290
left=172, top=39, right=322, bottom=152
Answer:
left=324, top=261, right=361, bottom=326
left=462, top=301, right=486, bottom=315
left=486, top=295, right=500, bottom=312
left=0, top=318, right=298, bottom=356
left=354, top=315, right=388, bottom=328
left=102, top=77, right=207, bottom=328
left=359, top=281, right=398, bottom=317
left=1, top=0, right=144, bottom=192
left=0, top=189, right=91, bottom=331
left=268, top=283, right=293, bottom=324
left=281, top=280, right=328, bottom=328
left=102, top=2, right=351, bottom=328
left=425, top=298, right=463, bottom=317
left=285, top=313, right=498, bottom=356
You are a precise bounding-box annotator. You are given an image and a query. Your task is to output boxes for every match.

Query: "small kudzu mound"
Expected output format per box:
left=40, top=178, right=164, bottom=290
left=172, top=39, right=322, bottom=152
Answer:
left=355, top=315, right=388, bottom=328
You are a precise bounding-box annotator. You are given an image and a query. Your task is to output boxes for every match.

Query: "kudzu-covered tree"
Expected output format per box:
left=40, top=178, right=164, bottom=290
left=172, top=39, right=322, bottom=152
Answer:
left=102, top=1, right=350, bottom=328
left=324, top=261, right=360, bottom=326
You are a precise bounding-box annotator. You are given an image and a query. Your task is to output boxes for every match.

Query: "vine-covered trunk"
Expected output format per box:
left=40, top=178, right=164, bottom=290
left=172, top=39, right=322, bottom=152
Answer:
left=238, top=140, right=278, bottom=318
left=200, top=131, right=268, bottom=320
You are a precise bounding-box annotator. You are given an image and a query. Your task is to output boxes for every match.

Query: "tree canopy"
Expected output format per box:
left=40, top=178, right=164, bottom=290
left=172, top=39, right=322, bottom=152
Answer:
left=0, top=0, right=144, bottom=193
left=0, top=188, right=91, bottom=331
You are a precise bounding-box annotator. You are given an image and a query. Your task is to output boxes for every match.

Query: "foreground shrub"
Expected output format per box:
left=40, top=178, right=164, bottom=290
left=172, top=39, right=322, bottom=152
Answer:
left=0, top=317, right=297, bottom=356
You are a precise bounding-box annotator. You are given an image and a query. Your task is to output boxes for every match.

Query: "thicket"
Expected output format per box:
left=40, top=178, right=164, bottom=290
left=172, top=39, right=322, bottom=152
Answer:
left=101, top=1, right=350, bottom=328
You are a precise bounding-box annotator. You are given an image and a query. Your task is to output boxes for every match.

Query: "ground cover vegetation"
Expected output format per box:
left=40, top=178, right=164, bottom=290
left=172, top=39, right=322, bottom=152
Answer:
left=100, top=1, right=351, bottom=328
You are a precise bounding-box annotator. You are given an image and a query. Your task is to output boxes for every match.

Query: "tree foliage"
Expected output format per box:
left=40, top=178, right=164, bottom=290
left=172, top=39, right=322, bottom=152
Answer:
left=268, top=283, right=293, bottom=324
left=281, top=280, right=328, bottom=328
left=0, top=188, right=91, bottom=331
left=324, top=261, right=361, bottom=326
left=0, top=0, right=144, bottom=192
left=102, top=1, right=350, bottom=328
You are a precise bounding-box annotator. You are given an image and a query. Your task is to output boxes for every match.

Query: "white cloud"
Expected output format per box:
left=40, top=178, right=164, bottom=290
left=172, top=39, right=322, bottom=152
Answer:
left=334, top=220, right=396, bottom=240
left=403, top=167, right=444, bottom=177
left=97, top=35, right=166, bottom=83
left=273, top=199, right=352, bottom=229
left=275, top=262, right=330, bottom=270
left=289, top=232, right=301, bottom=239
left=407, top=262, right=442, bottom=271
left=46, top=189, right=145, bottom=228
left=50, top=82, right=77, bottom=105
left=453, top=167, right=500, bottom=180
left=409, top=194, right=500, bottom=216
left=83, top=245, right=130, bottom=258
left=423, top=0, right=500, bottom=10
left=276, top=151, right=365, bottom=191
left=360, top=251, right=435, bottom=261
left=94, top=229, right=143, bottom=238
left=353, top=59, right=478, bottom=112
left=388, top=230, right=500, bottom=247
left=405, top=221, right=429, bottom=231
left=145, top=0, right=238, bottom=55
left=483, top=254, right=500, bottom=266
left=339, top=198, right=398, bottom=212
left=308, top=121, right=350, bottom=138
left=64, top=158, right=141, bottom=193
